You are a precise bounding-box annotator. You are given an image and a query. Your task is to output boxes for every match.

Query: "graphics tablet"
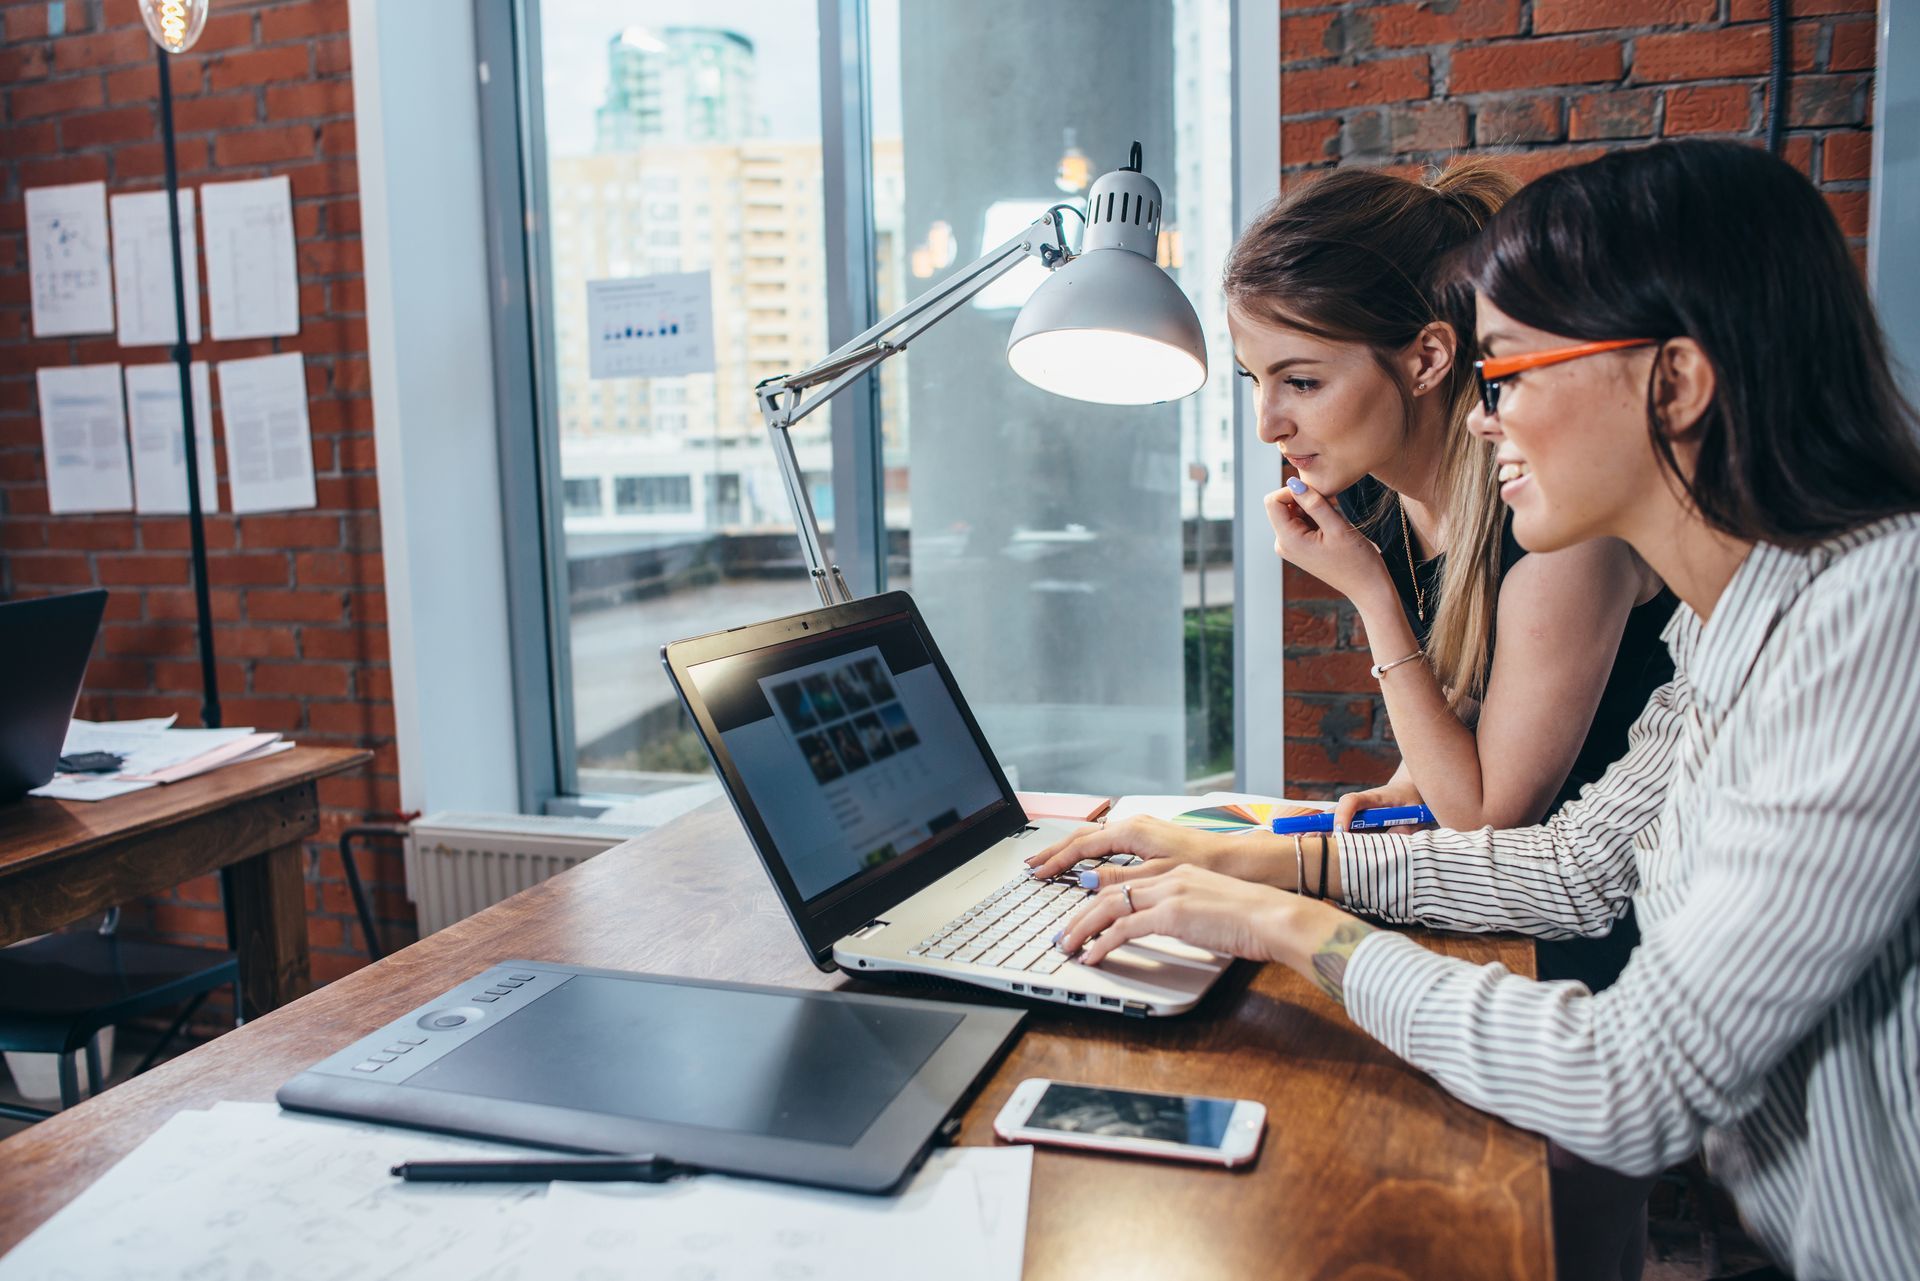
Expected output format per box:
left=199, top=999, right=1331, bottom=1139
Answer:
left=275, top=961, right=1024, bottom=1194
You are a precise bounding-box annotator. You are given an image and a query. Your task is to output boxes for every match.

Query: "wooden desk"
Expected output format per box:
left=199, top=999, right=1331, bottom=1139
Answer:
left=0, top=746, right=372, bottom=1014
left=0, top=799, right=1551, bottom=1277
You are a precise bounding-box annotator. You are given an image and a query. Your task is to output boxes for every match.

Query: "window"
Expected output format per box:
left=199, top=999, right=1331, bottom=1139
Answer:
left=563, top=477, right=603, bottom=517
left=484, top=0, right=1252, bottom=809
left=614, top=474, right=693, bottom=514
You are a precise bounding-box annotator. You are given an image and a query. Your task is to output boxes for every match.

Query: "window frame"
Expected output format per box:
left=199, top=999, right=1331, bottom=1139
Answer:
left=476, top=0, right=1282, bottom=812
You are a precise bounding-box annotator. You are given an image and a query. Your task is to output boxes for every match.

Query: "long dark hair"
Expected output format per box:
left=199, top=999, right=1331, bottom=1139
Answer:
left=1224, top=161, right=1517, bottom=708
left=1459, top=140, right=1920, bottom=546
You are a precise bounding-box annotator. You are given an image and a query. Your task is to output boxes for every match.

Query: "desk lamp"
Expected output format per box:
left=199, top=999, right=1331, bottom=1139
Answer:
left=757, top=142, right=1207, bottom=605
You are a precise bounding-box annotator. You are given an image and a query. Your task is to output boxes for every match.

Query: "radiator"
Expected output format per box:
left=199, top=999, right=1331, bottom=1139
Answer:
left=403, top=812, right=651, bottom=937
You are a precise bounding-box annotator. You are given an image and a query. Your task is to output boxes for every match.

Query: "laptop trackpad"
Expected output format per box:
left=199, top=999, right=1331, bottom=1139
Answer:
left=1103, top=935, right=1228, bottom=978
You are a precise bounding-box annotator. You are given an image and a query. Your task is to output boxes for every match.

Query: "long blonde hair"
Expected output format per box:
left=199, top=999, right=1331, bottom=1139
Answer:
left=1223, top=159, right=1517, bottom=710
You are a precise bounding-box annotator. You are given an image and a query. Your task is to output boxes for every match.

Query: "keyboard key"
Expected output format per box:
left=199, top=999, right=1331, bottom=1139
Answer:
left=1007, top=945, right=1045, bottom=971
left=980, top=944, right=1017, bottom=968
left=1028, top=951, right=1067, bottom=974
left=956, top=943, right=988, bottom=963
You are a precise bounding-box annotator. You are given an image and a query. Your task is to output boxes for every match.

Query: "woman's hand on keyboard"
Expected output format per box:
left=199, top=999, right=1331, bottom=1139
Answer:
left=1023, top=816, right=1292, bottom=890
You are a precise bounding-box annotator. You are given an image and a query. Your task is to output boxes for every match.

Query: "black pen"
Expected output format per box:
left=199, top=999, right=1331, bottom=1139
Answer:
left=389, top=1154, right=700, bottom=1183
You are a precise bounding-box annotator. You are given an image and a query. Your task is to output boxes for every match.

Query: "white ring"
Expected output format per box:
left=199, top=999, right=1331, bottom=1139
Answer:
left=1119, top=884, right=1135, bottom=915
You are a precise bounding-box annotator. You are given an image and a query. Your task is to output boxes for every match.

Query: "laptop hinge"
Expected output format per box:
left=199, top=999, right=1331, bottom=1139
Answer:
left=847, top=918, right=889, bottom=940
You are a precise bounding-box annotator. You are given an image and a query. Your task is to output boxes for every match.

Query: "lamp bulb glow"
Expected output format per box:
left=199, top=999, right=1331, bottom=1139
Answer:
left=138, top=0, right=210, bottom=54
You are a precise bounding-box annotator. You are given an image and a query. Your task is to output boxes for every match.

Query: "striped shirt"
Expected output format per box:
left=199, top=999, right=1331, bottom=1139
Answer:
left=1338, top=514, right=1920, bottom=1281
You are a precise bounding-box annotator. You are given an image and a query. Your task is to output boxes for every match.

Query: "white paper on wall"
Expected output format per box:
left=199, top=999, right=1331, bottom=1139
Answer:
left=26, top=181, right=115, bottom=337
left=36, top=364, right=132, bottom=514
left=111, top=189, right=202, bottom=347
left=125, top=361, right=219, bottom=514
left=201, top=175, right=300, bottom=340
left=586, top=271, right=716, bottom=380
left=217, top=352, right=315, bottom=514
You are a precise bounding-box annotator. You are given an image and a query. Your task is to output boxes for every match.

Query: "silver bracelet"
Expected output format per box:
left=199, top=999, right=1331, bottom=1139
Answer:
left=1292, top=832, right=1306, bottom=895
left=1370, top=648, right=1424, bottom=680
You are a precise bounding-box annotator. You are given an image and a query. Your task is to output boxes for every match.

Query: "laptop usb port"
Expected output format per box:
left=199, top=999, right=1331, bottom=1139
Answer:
left=1067, top=992, right=1086, bottom=1003
left=1098, top=996, right=1121, bottom=1008
left=1010, top=983, right=1025, bottom=993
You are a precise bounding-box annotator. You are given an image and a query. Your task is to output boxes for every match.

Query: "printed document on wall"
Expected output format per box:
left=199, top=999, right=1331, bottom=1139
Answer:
left=36, top=364, right=132, bottom=513
left=217, top=352, right=315, bottom=514
left=125, top=362, right=218, bottom=514
left=111, top=189, right=202, bottom=347
left=586, top=271, right=715, bottom=379
left=202, top=176, right=299, bottom=340
left=27, top=181, right=114, bottom=337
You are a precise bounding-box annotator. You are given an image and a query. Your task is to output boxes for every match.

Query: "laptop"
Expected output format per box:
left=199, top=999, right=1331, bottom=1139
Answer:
left=662, top=590, right=1231, bottom=1017
left=0, top=588, right=108, bottom=801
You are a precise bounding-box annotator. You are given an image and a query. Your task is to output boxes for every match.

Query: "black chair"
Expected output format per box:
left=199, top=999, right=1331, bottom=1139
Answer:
left=0, top=926, right=238, bottom=1121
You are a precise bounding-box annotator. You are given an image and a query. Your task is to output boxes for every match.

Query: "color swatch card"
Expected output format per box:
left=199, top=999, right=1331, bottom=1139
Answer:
left=27, top=181, right=114, bottom=336
left=1170, top=800, right=1326, bottom=833
left=36, top=363, right=132, bottom=513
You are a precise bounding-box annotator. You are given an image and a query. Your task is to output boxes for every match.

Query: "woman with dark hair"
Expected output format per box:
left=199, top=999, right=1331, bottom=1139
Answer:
left=1036, top=140, right=1920, bottom=1280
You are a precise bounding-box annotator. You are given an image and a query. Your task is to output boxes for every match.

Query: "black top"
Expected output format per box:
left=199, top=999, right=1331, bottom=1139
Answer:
left=1338, top=475, right=1677, bottom=809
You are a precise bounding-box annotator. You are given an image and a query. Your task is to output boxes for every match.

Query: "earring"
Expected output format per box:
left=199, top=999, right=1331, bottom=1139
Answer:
left=1415, top=381, right=1427, bottom=390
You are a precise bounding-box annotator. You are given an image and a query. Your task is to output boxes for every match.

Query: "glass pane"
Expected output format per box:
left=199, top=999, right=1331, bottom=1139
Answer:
left=536, top=2, right=831, bottom=795
left=869, top=0, right=1236, bottom=793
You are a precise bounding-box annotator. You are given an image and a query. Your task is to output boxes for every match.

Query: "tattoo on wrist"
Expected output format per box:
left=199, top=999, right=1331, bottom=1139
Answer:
left=1309, top=920, right=1376, bottom=1006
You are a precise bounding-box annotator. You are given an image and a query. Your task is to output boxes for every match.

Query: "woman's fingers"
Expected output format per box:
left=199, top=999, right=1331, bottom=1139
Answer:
left=1024, top=823, right=1105, bottom=876
left=1053, top=878, right=1160, bottom=954
left=1076, top=904, right=1169, bottom=966
left=1285, top=478, right=1354, bottom=533
left=1333, top=790, right=1382, bottom=832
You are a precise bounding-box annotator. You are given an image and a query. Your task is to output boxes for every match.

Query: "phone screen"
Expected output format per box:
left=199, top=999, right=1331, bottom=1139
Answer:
left=1024, top=1083, right=1236, bottom=1148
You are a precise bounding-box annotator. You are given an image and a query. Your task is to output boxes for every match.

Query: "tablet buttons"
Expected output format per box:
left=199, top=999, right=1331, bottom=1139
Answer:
left=352, top=1062, right=381, bottom=1072
left=474, top=995, right=499, bottom=1003
left=483, top=986, right=512, bottom=996
left=507, top=973, right=535, bottom=982
left=416, top=1006, right=484, bottom=1030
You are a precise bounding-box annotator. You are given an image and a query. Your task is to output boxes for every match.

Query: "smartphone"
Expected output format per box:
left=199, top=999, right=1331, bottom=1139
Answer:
left=991, top=1078, right=1265, bottom=1167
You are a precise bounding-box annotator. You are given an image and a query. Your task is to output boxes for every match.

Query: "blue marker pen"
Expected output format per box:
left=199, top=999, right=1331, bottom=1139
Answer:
left=1270, top=804, right=1434, bottom=834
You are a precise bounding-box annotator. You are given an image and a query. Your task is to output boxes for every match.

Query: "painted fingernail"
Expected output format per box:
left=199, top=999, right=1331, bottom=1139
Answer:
left=1076, top=870, right=1100, bottom=889
left=1287, top=477, right=1307, bottom=494
left=1051, top=929, right=1067, bottom=949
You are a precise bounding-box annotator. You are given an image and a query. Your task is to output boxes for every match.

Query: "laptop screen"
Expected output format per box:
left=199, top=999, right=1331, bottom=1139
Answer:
left=683, top=610, right=1008, bottom=905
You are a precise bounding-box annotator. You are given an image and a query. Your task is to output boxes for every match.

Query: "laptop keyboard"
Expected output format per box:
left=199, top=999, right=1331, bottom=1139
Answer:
left=907, top=855, right=1143, bottom=975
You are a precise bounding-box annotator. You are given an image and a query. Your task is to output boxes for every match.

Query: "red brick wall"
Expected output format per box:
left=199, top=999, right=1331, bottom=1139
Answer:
left=1276, top=0, right=1878, bottom=797
left=0, top=0, right=412, bottom=997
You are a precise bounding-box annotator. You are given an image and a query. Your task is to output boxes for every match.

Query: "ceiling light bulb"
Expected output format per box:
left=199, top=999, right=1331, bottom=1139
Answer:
left=138, top=0, right=210, bottom=53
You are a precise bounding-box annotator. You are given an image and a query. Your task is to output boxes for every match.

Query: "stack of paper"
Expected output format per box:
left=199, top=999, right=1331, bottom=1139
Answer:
left=0, top=1102, right=1034, bottom=1281
left=30, top=716, right=294, bottom=801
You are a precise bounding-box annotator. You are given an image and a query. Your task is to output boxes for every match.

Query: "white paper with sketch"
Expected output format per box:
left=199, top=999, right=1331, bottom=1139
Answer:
left=110, top=189, right=201, bottom=347
left=0, top=1103, right=544, bottom=1281
left=26, top=180, right=114, bottom=336
left=201, top=175, right=299, bottom=340
left=586, top=270, right=716, bottom=379
left=529, top=1145, right=1034, bottom=1281
left=36, top=363, right=132, bottom=513
left=124, top=361, right=218, bottom=514
left=217, top=352, right=315, bottom=513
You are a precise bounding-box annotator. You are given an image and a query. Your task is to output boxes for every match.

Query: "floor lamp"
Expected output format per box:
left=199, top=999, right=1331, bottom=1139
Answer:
left=138, top=0, right=220, bottom=732
left=139, top=0, right=249, bottom=1017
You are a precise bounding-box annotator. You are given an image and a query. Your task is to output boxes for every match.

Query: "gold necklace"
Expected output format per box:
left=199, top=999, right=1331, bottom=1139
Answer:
left=1398, top=496, right=1426, bottom=623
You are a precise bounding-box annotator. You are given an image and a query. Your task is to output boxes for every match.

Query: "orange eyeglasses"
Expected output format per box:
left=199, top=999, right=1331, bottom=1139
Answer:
left=1473, top=338, right=1657, bottom=417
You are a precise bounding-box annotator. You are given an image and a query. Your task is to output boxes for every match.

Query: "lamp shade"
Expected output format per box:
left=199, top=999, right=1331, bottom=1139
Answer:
left=138, top=0, right=210, bottom=53
left=1006, top=150, right=1206, bottom=405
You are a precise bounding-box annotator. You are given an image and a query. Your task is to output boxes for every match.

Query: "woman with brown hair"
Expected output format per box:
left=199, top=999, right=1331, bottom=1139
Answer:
left=1234, top=161, right=1673, bottom=853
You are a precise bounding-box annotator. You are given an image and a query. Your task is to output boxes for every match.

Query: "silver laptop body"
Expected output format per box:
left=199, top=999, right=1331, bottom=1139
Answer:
left=662, top=591, right=1229, bottom=1017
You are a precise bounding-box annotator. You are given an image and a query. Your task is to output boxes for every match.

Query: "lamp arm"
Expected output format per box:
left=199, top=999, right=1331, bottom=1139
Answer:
left=757, top=208, right=1076, bottom=605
